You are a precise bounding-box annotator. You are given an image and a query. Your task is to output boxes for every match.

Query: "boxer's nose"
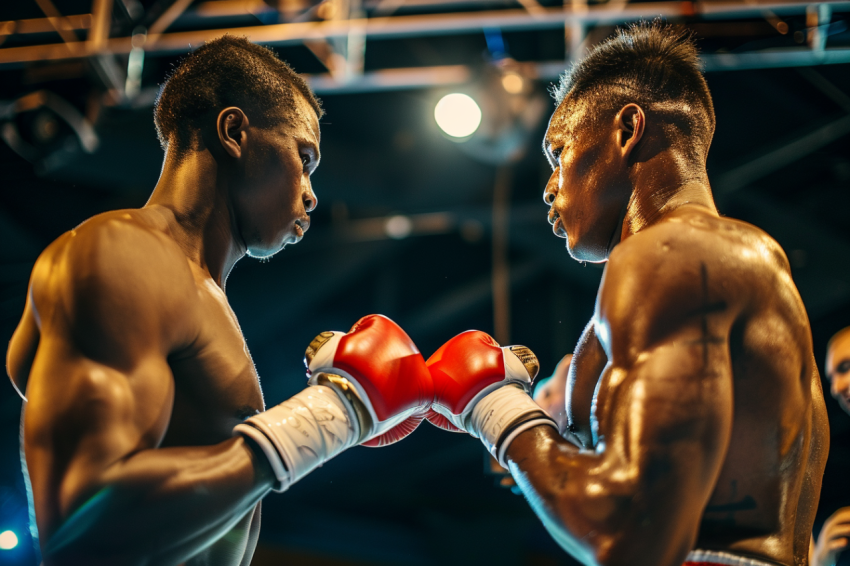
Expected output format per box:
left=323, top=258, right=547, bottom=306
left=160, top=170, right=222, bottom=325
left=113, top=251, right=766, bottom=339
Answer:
left=303, top=184, right=317, bottom=213
left=543, top=170, right=558, bottom=205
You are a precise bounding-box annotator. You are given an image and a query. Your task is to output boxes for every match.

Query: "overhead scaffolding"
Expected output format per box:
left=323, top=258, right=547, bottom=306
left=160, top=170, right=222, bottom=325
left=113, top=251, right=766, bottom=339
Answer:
left=0, top=0, right=848, bottom=95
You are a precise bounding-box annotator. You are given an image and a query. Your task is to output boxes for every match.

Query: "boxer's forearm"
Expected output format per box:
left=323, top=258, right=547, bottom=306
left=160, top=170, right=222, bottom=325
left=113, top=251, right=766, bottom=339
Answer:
left=506, top=426, right=605, bottom=565
left=45, top=436, right=273, bottom=566
left=506, top=426, right=693, bottom=566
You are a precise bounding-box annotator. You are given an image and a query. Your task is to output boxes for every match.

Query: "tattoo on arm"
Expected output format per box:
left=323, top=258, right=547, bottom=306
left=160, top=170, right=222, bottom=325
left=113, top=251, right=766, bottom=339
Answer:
left=687, top=263, right=726, bottom=373
left=704, top=481, right=757, bottom=527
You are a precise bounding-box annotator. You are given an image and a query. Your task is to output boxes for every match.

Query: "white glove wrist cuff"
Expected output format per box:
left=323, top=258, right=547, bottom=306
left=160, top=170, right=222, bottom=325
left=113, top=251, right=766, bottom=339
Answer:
left=234, top=385, right=359, bottom=492
left=469, top=384, right=557, bottom=468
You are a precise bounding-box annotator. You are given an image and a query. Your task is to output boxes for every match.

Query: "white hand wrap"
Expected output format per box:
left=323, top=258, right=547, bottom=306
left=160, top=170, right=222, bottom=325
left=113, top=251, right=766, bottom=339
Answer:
left=469, top=384, right=558, bottom=468
left=234, top=385, right=359, bottom=492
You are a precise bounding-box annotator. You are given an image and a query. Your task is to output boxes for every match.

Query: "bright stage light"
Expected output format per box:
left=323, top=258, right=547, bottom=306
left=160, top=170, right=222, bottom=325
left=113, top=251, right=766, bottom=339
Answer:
left=434, top=93, right=481, bottom=138
left=0, top=530, right=18, bottom=550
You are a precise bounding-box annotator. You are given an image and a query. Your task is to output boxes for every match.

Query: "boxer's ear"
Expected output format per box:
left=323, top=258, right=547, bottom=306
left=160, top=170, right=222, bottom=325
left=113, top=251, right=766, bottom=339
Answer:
left=616, top=103, right=644, bottom=161
left=217, top=107, right=249, bottom=159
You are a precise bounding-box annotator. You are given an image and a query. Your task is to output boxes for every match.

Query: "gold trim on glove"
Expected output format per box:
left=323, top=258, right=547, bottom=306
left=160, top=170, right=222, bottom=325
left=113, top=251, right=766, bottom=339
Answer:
left=509, top=346, right=540, bottom=379
left=305, top=331, right=335, bottom=367
left=314, top=372, right=374, bottom=445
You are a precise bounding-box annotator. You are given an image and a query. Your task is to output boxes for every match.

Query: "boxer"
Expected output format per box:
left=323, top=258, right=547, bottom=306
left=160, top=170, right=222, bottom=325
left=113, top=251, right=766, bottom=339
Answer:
left=425, top=23, right=829, bottom=566
left=812, top=328, right=850, bottom=566
left=5, top=36, right=432, bottom=565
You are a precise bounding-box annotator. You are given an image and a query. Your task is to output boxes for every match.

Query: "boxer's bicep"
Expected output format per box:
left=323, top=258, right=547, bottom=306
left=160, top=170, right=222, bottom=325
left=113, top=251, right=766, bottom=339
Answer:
left=23, top=225, right=192, bottom=535
left=26, top=342, right=174, bottom=519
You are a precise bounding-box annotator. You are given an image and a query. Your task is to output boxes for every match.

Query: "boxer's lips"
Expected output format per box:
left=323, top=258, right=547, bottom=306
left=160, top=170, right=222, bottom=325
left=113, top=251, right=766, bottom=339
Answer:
left=294, top=218, right=310, bottom=239
left=548, top=211, right=566, bottom=238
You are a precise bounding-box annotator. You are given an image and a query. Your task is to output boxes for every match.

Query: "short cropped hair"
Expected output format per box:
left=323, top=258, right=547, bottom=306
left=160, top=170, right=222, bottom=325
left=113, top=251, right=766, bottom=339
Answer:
left=552, top=22, right=715, bottom=158
left=154, top=35, right=323, bottom=154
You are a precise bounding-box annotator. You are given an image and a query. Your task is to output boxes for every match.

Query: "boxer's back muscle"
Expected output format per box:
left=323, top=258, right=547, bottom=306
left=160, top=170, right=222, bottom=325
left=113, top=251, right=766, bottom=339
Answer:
left=571, top=207, right=828, bottom=564
left=7, top=209, right=264, bottom=565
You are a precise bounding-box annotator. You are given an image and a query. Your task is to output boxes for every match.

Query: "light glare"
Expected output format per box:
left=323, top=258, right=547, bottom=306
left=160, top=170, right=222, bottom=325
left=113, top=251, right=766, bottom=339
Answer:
left=0, top=530, right=18, bottom=550
left=434, top=93, right=481, bottom=138
left=385, top=215, right=413, bottom=239
left=501, top=73, right=524, bottom=94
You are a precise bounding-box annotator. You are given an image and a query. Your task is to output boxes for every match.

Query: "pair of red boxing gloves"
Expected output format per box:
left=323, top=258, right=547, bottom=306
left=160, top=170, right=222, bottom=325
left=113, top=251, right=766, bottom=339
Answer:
left=235, top=315, right=558, bottom=492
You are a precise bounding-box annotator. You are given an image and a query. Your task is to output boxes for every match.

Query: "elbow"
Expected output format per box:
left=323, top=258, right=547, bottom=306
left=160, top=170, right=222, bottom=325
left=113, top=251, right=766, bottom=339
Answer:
left=548, top=480, right=687, bottom=566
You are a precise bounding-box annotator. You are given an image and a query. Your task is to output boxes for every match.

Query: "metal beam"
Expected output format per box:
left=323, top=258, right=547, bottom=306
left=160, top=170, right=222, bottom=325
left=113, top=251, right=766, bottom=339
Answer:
left=699, top=47, right=850, bottom=71
left=2, top=1, right=848, bottom=65
left=0, top=14, right=92, bottom=36
left=309, top=63, right=470, bottom=93
left=89, top=0, right=113, bottom=52
left=33, top=0, right=80, bottom=44
left=148, top=0, right=197, bottom=38
left=308, top=48, right=850, bottom=94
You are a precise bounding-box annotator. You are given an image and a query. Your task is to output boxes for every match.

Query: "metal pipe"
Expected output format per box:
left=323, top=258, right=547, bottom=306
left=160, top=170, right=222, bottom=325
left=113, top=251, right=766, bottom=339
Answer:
left=2, top=1, right=847, bottom=65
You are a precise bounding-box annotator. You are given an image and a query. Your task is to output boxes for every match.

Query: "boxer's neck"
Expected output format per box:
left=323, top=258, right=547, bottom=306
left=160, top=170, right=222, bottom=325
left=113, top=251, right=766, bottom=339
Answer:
left=618, top=149, right=716, bottom=244
left=147, top=149, right=245, bottom=288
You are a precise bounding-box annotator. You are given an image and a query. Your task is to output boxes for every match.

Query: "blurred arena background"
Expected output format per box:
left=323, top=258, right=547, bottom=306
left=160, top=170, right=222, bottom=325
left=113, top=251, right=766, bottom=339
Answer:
left=1, top=0, right=849, bottom=564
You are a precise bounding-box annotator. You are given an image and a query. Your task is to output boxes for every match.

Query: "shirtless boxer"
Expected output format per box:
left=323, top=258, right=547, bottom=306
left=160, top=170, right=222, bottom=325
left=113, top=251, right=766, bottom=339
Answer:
left=812, top=328, right=850, bottom=566
left=424, top=24, right=829, bottom=566
left=5, top=36, right=433, bottom=565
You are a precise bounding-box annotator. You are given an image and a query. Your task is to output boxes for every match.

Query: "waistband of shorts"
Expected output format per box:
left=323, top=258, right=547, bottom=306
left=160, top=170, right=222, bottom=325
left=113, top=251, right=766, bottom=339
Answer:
left=685, top=549, right=783, bottom=566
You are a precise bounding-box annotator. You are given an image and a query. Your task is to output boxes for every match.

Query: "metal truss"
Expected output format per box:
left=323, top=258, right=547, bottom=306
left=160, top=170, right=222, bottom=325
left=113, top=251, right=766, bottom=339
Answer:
left=1, top=0, right=849, bottom=95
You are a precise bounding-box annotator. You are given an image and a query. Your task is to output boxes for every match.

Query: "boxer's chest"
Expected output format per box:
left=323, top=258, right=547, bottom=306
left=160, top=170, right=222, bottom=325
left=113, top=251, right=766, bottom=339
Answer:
left=160, top=274, right=265, bottom=448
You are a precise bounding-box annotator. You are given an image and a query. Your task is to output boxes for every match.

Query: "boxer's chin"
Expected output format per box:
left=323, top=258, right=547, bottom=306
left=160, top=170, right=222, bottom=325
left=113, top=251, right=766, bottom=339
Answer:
left=566, top=235, right=608, bottom=264
left=246, top=238, right=287, bottom=259
left=246, top=228, right=304, bottom=259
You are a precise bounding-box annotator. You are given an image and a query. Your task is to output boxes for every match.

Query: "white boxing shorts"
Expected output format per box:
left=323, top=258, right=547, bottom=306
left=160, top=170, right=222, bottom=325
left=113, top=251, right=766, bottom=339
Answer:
left=685, top=549, right=783, bottom=566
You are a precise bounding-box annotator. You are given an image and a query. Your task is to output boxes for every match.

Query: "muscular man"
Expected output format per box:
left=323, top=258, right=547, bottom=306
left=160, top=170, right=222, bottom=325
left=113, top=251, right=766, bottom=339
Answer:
left=5, top=36, right=433, bottom=565
left=425, top=24, right=829, bottom=566
left=812, top=328, right=850, bottom=566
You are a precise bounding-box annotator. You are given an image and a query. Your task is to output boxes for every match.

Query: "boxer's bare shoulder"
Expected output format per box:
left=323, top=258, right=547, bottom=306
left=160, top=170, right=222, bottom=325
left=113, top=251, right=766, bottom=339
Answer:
left=596, top=205, right=827, bottom=562
left=7, top=209, right=266, bottom=564
left=8, top=209, right=201, bottom=395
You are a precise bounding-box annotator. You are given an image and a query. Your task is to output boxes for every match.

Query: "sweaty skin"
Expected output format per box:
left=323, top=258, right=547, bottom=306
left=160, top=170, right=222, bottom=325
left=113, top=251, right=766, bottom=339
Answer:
left=6, top=92, right=321, bottom=565
left=505, top=95, right=829, bottom=566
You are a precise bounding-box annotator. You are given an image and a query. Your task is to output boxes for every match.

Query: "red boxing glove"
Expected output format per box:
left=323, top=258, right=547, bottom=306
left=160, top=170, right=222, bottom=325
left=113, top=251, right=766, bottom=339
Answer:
left=305, top=314, right=433, bottom=447
left=426, top=331, right=557, bottom=466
